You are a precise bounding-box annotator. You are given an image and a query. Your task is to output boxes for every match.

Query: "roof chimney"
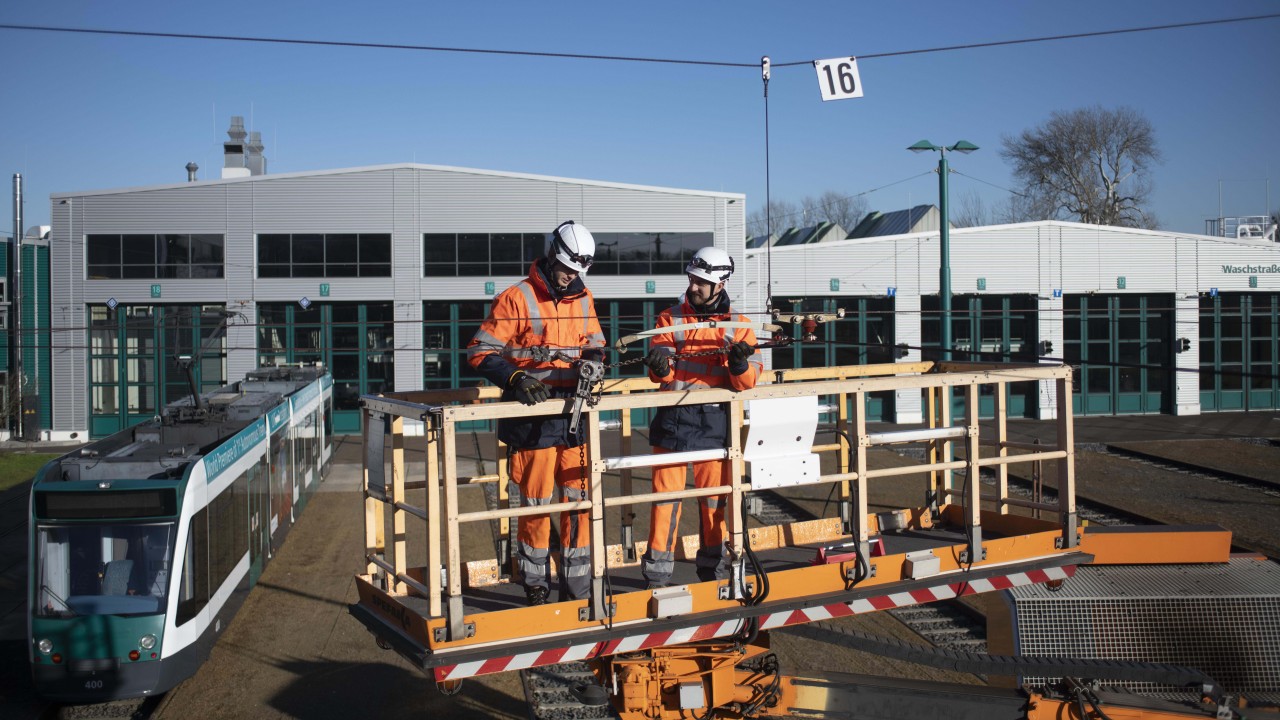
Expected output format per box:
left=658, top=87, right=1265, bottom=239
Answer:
left=222, top=116, right=250, bottom=179
left=245, top=131, right=266, bottom=176
left=186, top=162, right=199, bottom=182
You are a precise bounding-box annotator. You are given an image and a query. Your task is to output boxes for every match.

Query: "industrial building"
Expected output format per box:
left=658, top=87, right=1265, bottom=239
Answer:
left=6, top=118, right=1279, bottom=440
left=744, top=218, right=1280, bottom=423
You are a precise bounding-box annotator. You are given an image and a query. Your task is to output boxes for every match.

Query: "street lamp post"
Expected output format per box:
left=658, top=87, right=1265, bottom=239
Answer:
left=908, top=140, right=978, bottom=362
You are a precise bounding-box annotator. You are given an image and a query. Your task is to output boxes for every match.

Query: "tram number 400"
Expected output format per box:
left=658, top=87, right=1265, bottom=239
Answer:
left=84, top=679, right=105, bottom=690
left=814, top=56, right=864, bottom=102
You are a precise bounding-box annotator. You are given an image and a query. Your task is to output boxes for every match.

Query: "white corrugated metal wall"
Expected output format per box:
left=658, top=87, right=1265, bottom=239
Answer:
left=47, top=165, right=744, bottom=438
left=746, top=221, right=1280, bottom=423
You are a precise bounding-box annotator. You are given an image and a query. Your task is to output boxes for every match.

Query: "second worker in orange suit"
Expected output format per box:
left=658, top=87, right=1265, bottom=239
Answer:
left=641, top=246, right=762, bottom=588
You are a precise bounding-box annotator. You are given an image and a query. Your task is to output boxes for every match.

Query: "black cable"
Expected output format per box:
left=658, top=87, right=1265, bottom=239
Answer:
left=0, top=23, right=755, bottom=67
left=770, top=13, right=1280, bottom=66
left=4, top=14, right=1276, bottom=69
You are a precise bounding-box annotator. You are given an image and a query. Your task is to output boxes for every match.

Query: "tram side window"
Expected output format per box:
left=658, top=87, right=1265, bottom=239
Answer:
left=176, top=509, right=209, bottom=626
left=208, top=473, right=249, bottom=593
left=309, top=410, right=320, bottom=467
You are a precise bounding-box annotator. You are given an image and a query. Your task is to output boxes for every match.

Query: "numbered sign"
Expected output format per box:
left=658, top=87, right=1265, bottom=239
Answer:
left=814, top=56, right=864, bottom=101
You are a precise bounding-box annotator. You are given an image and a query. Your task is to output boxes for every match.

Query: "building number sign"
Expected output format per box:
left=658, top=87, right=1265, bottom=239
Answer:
left=813, top=57, right=864, bottom=101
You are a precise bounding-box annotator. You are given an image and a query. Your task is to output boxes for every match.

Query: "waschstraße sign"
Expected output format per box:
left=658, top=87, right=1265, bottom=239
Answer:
left=1221, top=264, right=1280, bottom=273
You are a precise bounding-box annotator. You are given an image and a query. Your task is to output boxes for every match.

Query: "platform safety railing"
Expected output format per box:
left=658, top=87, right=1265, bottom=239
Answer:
left=358, top=361, right=1077, bottom=642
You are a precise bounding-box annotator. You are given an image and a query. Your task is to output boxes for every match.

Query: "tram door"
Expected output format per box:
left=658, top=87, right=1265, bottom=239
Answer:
left=1064, top=295, right=1173, bottom=415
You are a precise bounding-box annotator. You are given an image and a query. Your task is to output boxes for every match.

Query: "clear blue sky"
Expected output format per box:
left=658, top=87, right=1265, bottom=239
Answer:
left=2, top=1, right=1277, bottom=236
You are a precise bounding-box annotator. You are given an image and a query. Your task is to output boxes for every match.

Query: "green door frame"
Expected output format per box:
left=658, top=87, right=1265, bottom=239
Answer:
left=1198, top=293, right=1279, bottom=411
left=1065, top=294, right=1173, bottom=416
left=923, top=295, right=1040, bottom=419
left=257, top=302, right=394, bottom=434
left=768, top=296, right=896, bottom=423
left=88, top=304, right=227, bottom=438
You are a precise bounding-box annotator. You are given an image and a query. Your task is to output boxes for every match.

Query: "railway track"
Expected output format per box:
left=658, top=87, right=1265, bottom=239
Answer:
left=1099, top=441, right=1280, bottom=500
left=506, top=435, right=1280, bottom=720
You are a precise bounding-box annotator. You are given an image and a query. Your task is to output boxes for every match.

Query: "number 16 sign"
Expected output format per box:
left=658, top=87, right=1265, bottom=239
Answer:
left=814, top=56, right=864, bottom=101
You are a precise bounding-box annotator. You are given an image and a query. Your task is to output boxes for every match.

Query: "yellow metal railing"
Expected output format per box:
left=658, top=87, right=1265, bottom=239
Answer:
left=359, top=361, right=1077, bottom=641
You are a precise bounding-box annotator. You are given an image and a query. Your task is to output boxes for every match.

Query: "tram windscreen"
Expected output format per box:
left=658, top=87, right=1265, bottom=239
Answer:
left=35, top=523, right=176, bottom=617
left=36, top=489, right=177, bottom=520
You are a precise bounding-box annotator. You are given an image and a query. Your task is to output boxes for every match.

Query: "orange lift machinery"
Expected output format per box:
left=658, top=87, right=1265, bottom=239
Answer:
left=349, top=326, right=1267, bottom=720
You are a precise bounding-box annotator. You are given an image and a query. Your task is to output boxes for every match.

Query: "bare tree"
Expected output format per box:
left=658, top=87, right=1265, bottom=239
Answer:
left=809, top=191, right=868, bottom=230
left=1000, top=105, right=1161, bottom=228
left=951, top=190, right=992, bottom=228
left=748, top=192, right=868, bottom=239
left=996, top=191, right=1046, bottom=224
left=746, top=199, right=799, bottom=240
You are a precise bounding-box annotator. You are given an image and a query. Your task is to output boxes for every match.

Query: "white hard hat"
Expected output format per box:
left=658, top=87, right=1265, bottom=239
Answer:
left=685, top=246, right=734, bottom=284
left=547, top=221, right=596, bottom=274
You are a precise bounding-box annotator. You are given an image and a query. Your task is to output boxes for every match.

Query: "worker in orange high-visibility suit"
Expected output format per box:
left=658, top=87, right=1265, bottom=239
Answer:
left=641, top=246, right=762, bottom=588
left=467, top=220, right=606, bottom=606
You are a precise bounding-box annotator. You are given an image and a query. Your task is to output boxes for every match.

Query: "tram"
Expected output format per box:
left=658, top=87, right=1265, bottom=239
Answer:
left=28, top=365, right=333, bottom=702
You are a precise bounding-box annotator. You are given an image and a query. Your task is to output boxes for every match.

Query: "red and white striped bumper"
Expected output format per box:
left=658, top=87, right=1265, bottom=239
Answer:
left=433, top=564, right=1076, bottom=681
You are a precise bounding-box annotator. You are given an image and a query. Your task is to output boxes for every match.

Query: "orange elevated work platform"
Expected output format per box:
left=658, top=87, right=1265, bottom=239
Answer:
left=349, top=362, right=1089, bottom=682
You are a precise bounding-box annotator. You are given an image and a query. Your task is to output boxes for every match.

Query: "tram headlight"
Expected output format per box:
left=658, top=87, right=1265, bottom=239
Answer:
left=37, top=638, right=53, bottom=654
left=139, top=634, right=157, bottom=650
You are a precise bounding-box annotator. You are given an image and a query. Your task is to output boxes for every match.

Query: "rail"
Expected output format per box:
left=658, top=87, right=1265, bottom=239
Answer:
left=356, top=360, right=1078, bottom=651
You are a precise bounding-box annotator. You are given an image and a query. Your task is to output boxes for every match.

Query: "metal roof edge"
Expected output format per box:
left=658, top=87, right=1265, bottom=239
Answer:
left=50, top=162, right=746, bottom=202
left=745, top=219, right=1280, bottom=256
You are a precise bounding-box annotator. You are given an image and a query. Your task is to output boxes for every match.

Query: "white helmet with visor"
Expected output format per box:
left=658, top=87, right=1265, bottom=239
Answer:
left=548, top=220, right=596, bottom=274
left=685, top=246, right=735, bottom=284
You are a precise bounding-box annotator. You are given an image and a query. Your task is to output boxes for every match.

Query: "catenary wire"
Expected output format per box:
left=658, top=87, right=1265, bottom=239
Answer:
left=0, top=23, right=755, bottom=67
left=2, top=13, right=1277, bottom=69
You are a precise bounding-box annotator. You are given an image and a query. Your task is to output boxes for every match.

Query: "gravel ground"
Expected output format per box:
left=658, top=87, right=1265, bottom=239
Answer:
left=1108, top=439, right=1279, bottom=485
left=1010, top=441, right=1280, bottom=558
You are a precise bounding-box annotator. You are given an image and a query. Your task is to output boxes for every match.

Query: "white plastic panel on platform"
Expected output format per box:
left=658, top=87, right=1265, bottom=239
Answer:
left=744, top=396, right=821, bottom=490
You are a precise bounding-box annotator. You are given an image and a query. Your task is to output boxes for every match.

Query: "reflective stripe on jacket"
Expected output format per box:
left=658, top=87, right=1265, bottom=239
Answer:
left=647, top=297, right=762, bottom=451
left=467, top=259, right=606, bottom=448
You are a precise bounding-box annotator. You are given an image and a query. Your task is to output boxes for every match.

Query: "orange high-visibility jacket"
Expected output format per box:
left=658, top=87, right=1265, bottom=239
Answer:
left=646, top=296, right=761, bottom=452
left=468, top=259, right=605, bottom=448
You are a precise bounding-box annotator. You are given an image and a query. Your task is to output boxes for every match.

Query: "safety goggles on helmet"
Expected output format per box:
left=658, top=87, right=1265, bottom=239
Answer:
left=550, top=220, right=595, bottom=273
left=686, top=255, right=734, bottom=281
left=551, top=236, right=593, bottom=269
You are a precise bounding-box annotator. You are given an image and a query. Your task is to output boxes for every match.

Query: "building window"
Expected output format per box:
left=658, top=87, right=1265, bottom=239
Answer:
left=422, top=231, right=714, bottom=277
left=590, top=232, right=711, bottom=275
left=257, top=234, right=391, bottom=278
left=424, top=233, right=544, bottom=277
left=87, top=234, right=225, bottom=279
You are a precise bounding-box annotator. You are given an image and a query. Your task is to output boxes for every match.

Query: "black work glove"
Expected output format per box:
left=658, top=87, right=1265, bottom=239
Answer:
left=581, top=347, right=605, bottom=364
left=508, top=372, right=550, bottom=406
left=645, top=347, right=671, bottom=377
left=726, top=340, right=754, bottom=375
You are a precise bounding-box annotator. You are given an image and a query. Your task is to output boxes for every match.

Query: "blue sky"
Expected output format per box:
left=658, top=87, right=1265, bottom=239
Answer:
left=2, top=1, right=1277, bottom=236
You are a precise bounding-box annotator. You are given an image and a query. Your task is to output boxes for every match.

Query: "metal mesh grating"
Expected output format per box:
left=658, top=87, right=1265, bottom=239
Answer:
left=1007, top=558, right=1280, bottom=700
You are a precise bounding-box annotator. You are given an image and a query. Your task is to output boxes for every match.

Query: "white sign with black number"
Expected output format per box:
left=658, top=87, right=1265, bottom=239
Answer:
left=814, top=56, right=864, bottom=101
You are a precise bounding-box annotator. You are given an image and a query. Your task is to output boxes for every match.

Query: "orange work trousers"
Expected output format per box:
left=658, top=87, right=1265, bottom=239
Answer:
left=642, top=447, right=730, bottom=586
left=510, top=444, right=592, bottom=599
